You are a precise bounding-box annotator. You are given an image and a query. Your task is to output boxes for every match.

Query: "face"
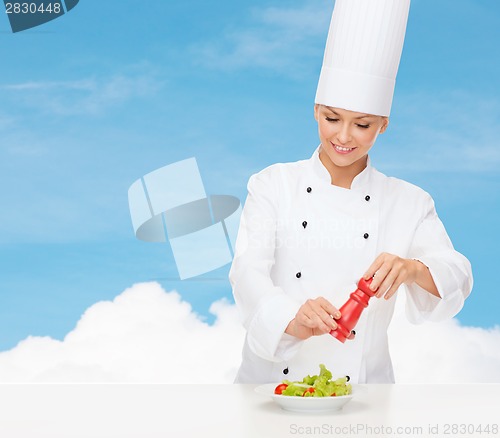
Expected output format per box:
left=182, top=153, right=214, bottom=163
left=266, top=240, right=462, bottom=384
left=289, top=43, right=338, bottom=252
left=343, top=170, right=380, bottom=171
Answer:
left=314, top=105, right=388, bottom=173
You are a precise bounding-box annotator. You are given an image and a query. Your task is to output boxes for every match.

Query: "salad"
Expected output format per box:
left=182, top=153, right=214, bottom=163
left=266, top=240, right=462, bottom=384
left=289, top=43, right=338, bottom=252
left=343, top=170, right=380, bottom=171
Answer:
left=274, top=364, right=352, bottom=397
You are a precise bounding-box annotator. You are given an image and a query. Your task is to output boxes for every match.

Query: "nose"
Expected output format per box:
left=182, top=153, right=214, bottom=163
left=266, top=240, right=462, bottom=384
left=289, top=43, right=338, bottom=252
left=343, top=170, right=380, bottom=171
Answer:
left=336, top=123, right=352, bottom=145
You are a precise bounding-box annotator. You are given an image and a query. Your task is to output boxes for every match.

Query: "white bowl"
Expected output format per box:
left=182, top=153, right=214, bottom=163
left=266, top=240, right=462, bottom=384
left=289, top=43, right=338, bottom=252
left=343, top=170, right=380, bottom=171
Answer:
left=255, top=383, right=355, bottom=413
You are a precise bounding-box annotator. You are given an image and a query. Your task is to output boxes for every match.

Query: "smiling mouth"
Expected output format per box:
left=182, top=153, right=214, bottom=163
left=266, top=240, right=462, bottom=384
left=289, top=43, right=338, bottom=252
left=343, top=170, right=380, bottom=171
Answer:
left=331, top=142, right=356, bottom=154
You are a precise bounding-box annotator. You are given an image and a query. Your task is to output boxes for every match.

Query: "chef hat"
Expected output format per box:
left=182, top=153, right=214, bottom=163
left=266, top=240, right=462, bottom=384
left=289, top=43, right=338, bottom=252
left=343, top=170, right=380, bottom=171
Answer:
left=315, top=0, right=411, bottom=116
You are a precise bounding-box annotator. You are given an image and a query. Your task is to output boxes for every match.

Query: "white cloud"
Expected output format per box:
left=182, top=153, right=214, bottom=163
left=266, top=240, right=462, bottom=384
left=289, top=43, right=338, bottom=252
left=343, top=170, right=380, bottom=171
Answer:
left=379, top=90, right=500, bottom=173
left=0, top=282, right=498, bottom=383
left=0, top=282, right=245, bottom=383
left=1, top=66, right=163, bottom=116
left=191, top=0, right=331, bottom=77
left=389, top=295, right=500, bottom=383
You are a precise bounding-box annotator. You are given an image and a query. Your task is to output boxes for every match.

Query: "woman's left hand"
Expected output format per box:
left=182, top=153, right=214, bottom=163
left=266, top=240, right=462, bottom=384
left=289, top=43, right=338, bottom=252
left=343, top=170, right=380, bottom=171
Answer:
left=363, top=252, right=420, bottom=300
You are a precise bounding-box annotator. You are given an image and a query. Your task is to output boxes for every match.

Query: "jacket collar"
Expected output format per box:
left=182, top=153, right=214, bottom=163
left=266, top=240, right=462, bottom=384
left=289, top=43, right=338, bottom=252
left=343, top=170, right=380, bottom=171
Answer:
left=310, top=145, right=373, bottom=190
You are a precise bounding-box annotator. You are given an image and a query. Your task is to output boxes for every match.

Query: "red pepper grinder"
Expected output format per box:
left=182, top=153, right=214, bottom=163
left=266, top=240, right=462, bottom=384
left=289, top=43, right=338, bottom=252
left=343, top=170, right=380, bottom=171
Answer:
left=330, top=278, right=377, bottom=343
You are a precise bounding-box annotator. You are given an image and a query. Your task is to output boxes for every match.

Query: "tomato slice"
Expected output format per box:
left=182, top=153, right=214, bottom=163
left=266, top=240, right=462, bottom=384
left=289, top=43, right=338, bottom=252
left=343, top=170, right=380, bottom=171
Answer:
left=302, top=387, right=315, bottom=396
left=274, top=383, right=288, bottom=395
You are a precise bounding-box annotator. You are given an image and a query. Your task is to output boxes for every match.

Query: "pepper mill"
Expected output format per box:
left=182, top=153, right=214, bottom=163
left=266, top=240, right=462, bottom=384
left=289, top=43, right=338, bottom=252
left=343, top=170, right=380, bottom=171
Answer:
left=330, top=278, right=377, bottom=343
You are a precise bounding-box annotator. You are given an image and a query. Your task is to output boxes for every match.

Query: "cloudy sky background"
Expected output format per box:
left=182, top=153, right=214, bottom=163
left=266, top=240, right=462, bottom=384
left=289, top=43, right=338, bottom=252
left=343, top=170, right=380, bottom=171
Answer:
left=0, top=0, right=499, bottom=382
left=0, top=282, right=498, bottom=383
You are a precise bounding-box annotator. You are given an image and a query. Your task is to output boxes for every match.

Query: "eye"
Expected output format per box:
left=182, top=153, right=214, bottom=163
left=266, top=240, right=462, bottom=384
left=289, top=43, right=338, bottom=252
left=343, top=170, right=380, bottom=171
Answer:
left=325, top=117, right=338, bottom=122
left=356, top=124, right=370, bottom=129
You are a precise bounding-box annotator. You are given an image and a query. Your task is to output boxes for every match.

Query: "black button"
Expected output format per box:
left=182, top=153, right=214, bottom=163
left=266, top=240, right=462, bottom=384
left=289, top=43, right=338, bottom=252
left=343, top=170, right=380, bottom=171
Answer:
left=283, top=367, right=289, bottom=375
left=296, top=272, right=302, bottom=278
left=363, top=233, right=369, bottom=239
left=302, top=221, right=307, bottom=228
left=346, top=375, right=350, bottom=382
left=365, top=195, right=371, bottom=201
left=306, top=187, right=312, bottom=193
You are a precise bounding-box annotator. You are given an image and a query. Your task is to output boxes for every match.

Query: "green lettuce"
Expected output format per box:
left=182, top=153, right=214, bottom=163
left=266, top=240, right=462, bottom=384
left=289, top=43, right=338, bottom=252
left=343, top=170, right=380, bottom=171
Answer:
left=279, top=364, right=352, bottom=397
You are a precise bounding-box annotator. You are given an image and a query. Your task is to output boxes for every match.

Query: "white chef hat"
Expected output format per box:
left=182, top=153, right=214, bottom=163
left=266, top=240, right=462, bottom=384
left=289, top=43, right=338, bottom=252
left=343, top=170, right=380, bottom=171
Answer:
left=315, top=0, right=411, bottom=117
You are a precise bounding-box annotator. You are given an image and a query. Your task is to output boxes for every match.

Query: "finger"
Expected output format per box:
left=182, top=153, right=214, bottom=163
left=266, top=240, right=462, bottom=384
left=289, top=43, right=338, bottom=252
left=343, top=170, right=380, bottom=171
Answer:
left=300, top=298, right=339, bottom=331
left=384, top=272, right=405, bottom=300
left=363, top=254, right=385, bottom=280
left=376, top=271, right=395, bottom=298
left=308, top=313, right=332, bottom=333
left=298, top=305, right=330, bottom=332
left=298, top=299, right=320, bottom=320
left=377, top=259, right=406, bottom=298
left=310, top=306, right=338, bottom=331
left=307, top=298, right=340, bottom=331
left=294, top=313, right=310, bottom=329
left=371, top=267, right=392, bottom=294
left=376, top=268, right=399, bottom=298
left=295, top=305, right=315, bottom=327
left=324, top=313, right=338, bottom=331
left=316, top=297, right=341, bottom=319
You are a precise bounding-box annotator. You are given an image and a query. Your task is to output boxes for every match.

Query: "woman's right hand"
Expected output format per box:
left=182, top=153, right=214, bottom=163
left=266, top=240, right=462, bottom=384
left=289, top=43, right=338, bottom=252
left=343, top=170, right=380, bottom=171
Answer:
left=285, top=297, right=342, bottom=340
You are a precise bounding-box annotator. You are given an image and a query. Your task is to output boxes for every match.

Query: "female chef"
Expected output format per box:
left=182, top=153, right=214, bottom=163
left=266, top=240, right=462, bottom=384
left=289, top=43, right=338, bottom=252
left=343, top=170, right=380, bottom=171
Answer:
left=229, top=0, right=473, bottom=384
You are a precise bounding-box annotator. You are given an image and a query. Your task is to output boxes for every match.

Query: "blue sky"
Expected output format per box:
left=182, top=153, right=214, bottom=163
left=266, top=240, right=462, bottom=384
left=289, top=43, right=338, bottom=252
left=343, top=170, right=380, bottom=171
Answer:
left=0, top=0, right=498, bottom=351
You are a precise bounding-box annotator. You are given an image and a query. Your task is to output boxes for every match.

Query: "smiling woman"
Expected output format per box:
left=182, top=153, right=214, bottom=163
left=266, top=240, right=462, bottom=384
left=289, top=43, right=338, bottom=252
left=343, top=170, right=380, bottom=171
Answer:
left=229, top=0, right=472, bottom=385
left=0, top=0, right=494, bottom=387
left=314, top=105, right=388, bottom=189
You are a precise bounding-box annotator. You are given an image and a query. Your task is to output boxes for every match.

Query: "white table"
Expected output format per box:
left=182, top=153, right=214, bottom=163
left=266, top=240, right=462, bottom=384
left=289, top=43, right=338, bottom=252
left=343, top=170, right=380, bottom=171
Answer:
left=0, top=384, right=498, bottom=437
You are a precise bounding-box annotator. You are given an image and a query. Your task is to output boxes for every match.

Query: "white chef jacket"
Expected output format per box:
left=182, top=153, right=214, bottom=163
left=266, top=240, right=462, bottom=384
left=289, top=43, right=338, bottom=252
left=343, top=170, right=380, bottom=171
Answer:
left=229, top=147, right=472, bottom=384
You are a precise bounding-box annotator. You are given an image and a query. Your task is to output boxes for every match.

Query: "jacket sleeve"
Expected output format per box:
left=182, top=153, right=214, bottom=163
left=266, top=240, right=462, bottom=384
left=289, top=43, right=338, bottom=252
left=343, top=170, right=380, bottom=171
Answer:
left=229, top=169, right=303, bottom=362
left=405, top=193, right=473, bottom=323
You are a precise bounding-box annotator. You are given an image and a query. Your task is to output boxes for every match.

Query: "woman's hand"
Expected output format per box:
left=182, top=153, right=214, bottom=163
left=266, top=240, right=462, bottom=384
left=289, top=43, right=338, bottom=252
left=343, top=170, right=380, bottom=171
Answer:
left=285, top=297, right=342, bottom=340
left=364, top=252, right=439, bottom=299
